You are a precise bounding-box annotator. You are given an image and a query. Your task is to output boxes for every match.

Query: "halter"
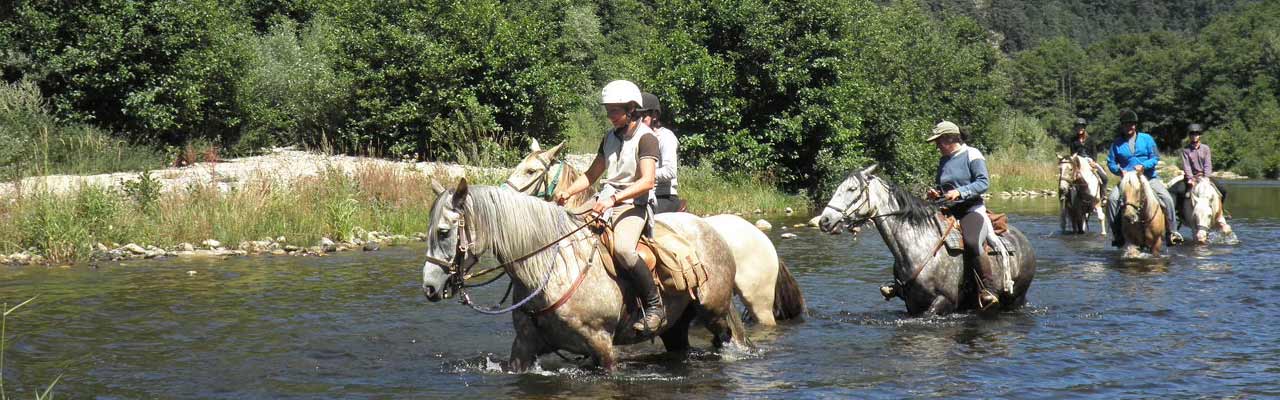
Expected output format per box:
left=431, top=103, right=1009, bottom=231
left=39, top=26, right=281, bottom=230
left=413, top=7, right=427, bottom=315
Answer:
left=425, top=202, right=600, bottom=315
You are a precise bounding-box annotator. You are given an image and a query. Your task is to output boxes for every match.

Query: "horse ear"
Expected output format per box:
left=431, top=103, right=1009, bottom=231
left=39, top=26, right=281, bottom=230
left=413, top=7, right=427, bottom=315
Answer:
left=431, top=179, right=446, bottom=196
left=860, top=163, right=879, bottom=176
left=543, top=141, right=566, bottom=160
left=529, top=138, right=541, bottom=152
left=452, top=178, right=470, bottom=208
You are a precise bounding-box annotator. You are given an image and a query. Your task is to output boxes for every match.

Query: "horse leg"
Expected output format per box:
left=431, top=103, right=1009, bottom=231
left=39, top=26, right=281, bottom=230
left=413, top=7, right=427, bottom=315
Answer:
left=659, top=306, right=696, bottom=353
left=1095, top=203, right=1108, bottom=236
left=508, top=315, right=544, bottom=372
left=585, top=331, right=617, bottom=372
left=1151, top=236, right=1164, bottom=256
left=925, top=295, right=955, bottom=316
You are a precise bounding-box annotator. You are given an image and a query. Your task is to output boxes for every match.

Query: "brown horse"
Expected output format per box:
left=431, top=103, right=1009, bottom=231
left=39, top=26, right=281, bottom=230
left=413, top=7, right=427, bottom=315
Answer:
left=1057, top=154, right=1107, bottom=235
left=1119, top=170, right=1167, bottom=257
left=503, top=139, right=805, bottom=325
left=421, top=179, right=749, bottom=372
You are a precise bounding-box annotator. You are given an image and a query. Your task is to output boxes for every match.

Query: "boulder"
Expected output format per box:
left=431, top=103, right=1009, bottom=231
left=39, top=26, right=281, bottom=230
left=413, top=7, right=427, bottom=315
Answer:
left=363, top=241, right=381, bottom=252
left=755, top=219, right=772, bottom=230
left=178, top=243, right=196, bottom=252
left=121, top=243, right=148, bottom=255
left=784, top=207, right=794, bottom=215
left=201, top=239, right=221, bottom=249
left=808, top=216, right=821, bottom=227
left=781, top=233, right=797, bottom=239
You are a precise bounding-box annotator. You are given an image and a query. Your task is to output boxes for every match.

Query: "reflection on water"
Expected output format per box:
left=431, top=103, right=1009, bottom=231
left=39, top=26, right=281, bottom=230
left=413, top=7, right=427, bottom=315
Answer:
left=0, top=182, right=1277, bottom=398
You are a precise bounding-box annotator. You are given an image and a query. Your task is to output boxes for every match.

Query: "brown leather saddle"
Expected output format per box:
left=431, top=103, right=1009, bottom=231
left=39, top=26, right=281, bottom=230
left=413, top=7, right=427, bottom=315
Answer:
left=937, top=211, right=1012, bottom=255
left=593, top=219, right=709, bottom=299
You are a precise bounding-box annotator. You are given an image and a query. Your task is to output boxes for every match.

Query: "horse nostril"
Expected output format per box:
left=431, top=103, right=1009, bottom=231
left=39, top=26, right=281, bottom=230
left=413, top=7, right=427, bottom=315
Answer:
left=423, top=285, right=437, bottom=299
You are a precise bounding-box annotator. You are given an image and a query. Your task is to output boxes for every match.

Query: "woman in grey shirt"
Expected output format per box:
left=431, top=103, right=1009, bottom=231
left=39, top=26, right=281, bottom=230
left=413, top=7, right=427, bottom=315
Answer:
left=925, top=120, right=1002, bottom=309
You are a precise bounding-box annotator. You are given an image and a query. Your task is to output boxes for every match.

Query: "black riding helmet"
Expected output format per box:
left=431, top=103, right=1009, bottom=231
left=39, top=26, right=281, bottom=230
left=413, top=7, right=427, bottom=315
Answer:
left=1074, top=117, right=1088, bottom=127
left=638, top=92, right=661, bottom=116
left=1188, top=123, right=1205, bottom=134
left=1119, top=110, right=1138, bottom=124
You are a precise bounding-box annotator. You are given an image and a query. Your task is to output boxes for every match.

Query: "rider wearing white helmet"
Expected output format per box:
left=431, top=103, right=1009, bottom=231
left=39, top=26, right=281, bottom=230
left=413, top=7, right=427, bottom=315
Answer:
left=557, top=80, right=665, bottom=334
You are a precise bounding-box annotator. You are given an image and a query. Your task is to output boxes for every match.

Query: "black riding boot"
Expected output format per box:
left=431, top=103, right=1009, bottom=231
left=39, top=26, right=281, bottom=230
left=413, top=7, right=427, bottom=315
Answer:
left=1110, top=214, right=1124, bottom=247
left=966, top=251, right=1000, bottom=310
left=623, top=258, right=665, bottom=334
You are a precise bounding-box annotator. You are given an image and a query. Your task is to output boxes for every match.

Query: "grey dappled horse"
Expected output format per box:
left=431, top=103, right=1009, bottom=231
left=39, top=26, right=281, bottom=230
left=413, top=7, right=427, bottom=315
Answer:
left=421, top=179, right=749, bottom=372
left=503, top=139, right=805, bottom=325
left=818, top=165, right=1036, bottom=316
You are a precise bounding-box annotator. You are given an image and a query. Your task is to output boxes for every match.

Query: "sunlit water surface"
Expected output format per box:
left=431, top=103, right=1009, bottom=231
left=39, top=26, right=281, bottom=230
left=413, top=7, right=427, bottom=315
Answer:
left=1, top=182, right=1278, bottom=398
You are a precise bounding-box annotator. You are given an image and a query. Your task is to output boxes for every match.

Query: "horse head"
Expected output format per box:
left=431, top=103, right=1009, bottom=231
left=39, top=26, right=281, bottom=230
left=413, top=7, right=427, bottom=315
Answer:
left=1057, top=156, right=1074, bottom=194
left=503, top=138, right=565, bottom=197
left=422, top=178, right=485, bottom=302
left=1072, top=155, right=1100, bottom=199
left=1119, top=170, right=1151, bottom=226
left=819, top=164, right=880, bottom=233
left=1188, top=180, right=1220, bottom=244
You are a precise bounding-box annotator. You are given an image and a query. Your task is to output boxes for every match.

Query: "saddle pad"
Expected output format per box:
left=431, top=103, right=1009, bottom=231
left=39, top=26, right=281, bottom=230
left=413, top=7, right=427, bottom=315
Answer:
left=984, top=235, right=1017, bottom=256
left=642, top=220, right=710, bottom=296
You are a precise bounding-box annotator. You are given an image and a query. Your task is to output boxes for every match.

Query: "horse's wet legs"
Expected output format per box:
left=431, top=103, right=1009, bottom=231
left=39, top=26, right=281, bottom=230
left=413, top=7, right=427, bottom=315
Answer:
left=586, top=332, right=617, bottom=371
left=659, top=309, right=695, bottom=352
left=926, top=295, right=954, bottom=315
left=508, top=316, right=543, bottom=372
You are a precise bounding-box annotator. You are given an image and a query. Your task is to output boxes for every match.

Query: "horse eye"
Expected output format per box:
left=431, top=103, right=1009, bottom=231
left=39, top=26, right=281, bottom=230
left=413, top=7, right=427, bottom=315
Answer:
left=526, top=168, right=538, bottom=174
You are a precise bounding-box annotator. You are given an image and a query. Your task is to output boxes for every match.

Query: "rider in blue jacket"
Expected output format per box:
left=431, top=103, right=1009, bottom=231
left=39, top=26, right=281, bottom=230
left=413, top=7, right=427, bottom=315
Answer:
left=1106, top=110, right=1182, bottom=246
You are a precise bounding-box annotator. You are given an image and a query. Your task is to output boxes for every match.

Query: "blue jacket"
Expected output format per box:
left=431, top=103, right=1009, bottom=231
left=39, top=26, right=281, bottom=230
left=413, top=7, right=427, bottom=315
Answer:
left=1108, top=132, right=1160, bottom=179
left=936, top=145, right=989, bottom=216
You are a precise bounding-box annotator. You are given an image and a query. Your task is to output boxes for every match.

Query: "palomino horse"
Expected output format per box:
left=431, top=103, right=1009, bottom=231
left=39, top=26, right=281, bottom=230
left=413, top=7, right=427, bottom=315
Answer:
left=1057, top=154, right=1107, bottom=235
left=421, top=179, right=749, bottom=372
left=1182, top=177, right=1233, bottom=244
left=1118, top=170, right=1167, bottom=257
left=503, top=139, right=805, bottom=325
left=818, top=165, right=1035, bottom=316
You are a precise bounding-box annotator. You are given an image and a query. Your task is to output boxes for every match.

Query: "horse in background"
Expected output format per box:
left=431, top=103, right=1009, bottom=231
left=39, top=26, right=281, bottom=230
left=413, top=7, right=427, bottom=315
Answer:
left=504, top=139, right=805, bottom=325
left=1118, top=170, right=1167, bottom=257
left=1057, top=154, right=1106, bottom=235
left=1182, top=176, right=1233, bottom=245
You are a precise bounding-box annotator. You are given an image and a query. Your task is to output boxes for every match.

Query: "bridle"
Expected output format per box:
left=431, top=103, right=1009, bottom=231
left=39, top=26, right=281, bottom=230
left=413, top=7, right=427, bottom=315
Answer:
left=424, top=201, right=599, bottom=315
left=824, top=174, right=904, bottom=229
left=1121, top=175, right=1158, bottom=225
left=503, top=156, right=563, bottom=199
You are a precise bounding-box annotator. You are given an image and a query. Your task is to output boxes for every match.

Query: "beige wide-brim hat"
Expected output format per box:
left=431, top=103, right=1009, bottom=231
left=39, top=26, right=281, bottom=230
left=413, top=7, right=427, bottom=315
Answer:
left=925, top=121, right=960, bottom=142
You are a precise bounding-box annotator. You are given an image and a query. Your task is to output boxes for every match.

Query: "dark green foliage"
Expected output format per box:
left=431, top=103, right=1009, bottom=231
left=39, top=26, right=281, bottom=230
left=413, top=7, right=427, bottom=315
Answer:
left=1004, top=2, right=1280, bottom=177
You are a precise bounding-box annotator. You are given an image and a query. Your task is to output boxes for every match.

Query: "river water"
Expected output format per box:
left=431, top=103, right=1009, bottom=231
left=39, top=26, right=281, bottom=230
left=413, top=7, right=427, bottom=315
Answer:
left=1, top=182, right=1278, bottom=398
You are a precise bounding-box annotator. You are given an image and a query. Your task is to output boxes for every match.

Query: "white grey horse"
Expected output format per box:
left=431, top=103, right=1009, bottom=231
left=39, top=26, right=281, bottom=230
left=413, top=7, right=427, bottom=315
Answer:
left=503, top=139, right=805, bottom=325
left=421, top=179, right=749, bottom=372
left=817, top=165, right=1036, bottom=316
left=1058, top=154, right=1107, bottom=235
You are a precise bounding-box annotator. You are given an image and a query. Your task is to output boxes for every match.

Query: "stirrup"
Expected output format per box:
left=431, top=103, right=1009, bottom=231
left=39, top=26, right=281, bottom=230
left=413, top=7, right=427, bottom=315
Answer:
left=978, top=290, right=999, bottom=311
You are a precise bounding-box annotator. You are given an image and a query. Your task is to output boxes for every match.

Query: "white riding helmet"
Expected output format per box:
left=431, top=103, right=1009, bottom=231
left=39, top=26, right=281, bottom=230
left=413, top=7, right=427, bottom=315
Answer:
left=600, top=80, right=643, bottom=106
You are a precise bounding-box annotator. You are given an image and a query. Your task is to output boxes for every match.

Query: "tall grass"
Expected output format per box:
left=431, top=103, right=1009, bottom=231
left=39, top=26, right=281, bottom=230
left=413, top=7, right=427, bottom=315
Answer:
left=679, top=162, right=811, bottom=215
left=982, top=112, right=1066, bottom=193
left=0, top=163, right=445, bottom=264
left=0, top=80, right=167, bottom=181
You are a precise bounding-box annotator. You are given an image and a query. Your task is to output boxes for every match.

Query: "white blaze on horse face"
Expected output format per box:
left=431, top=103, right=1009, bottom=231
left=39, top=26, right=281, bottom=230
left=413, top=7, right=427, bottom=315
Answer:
left=1121, top=172, right=1144, bottom=224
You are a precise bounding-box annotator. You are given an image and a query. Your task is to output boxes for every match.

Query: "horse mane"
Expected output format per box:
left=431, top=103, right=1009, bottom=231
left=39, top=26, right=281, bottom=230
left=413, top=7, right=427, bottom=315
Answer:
left=881, top=178, right=937, bottom=225
left=464, top=186, right=582, bottom=277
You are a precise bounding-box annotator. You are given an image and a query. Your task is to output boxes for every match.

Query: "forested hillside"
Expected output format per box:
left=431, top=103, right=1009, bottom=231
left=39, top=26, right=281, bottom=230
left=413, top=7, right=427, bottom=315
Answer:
left=2, top=0, right=1278, bottom=197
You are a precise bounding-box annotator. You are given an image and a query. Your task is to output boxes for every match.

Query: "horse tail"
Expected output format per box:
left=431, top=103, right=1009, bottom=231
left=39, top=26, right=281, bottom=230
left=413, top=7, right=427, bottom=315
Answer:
left=726, top=296, right=753, bottom=348
left=772, top=259, right=806, bottom=321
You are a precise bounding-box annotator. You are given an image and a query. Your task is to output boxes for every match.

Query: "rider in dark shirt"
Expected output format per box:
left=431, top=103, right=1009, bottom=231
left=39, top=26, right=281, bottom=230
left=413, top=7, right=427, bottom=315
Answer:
left=1069, top=118, right=1108, bottom=186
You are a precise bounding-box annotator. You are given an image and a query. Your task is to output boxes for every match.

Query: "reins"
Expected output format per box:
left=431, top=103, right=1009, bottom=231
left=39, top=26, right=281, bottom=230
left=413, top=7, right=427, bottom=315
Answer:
left=436, top=202, right=605, bottom=316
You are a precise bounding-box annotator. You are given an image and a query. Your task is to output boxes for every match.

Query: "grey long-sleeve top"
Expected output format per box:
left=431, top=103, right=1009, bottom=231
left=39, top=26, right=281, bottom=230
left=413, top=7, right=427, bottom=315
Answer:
left=936, top=144, right=990, bottom=217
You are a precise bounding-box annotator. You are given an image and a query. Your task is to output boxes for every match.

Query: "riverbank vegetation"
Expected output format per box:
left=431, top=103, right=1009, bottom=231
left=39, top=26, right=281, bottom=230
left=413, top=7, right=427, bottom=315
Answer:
left=1, top=0, right=1277, bottom=264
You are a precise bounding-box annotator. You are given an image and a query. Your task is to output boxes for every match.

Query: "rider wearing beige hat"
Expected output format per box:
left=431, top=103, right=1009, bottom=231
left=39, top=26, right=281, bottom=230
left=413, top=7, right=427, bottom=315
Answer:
left=926, top=120, right=1004, bottom=309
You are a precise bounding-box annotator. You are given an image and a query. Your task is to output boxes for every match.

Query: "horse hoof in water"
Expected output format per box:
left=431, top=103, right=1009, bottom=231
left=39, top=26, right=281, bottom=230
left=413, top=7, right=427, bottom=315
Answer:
left=879, top=283, right=898, bottom=301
